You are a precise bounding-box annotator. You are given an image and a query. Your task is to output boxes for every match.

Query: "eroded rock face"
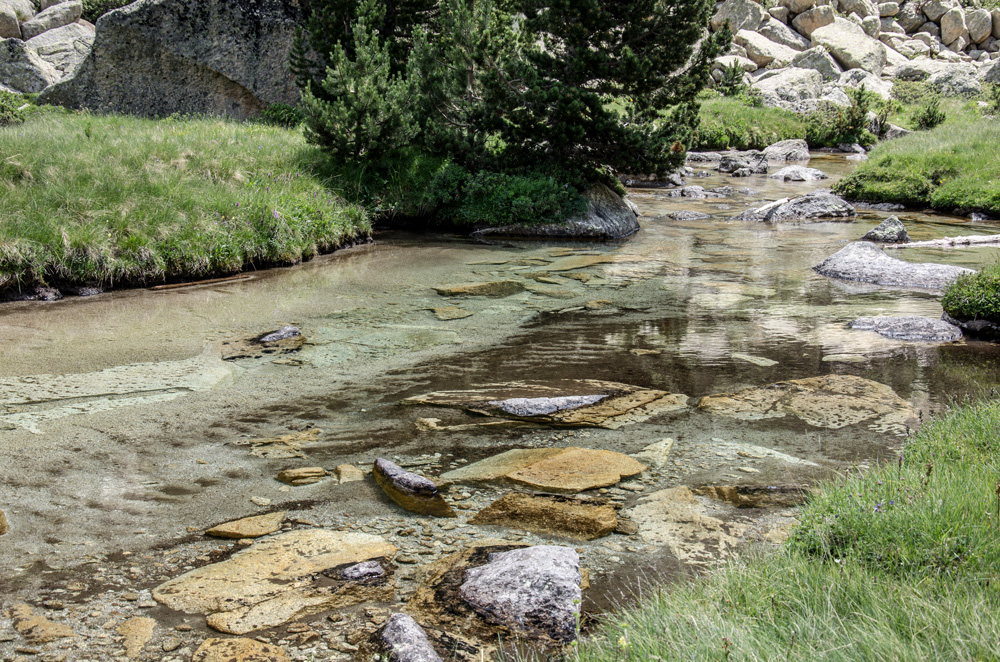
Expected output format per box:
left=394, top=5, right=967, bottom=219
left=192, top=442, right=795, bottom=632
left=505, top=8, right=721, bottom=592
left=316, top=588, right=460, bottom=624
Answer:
left=192, top=638, right=291, bottom=662
left=0, top=37, right=59, bottom=93
left=205, top=512, right=286, bottom=539
left=458, top=546, right=582, bottom=643
left=152, top=530, right=396, bottom=634
left=861, top=216, right=910, bottom=243
left=813, top=241, right=973, bottom=290
left=376, top=614, right=443, bottom=662
left=25, top=22, right=94, bottom=78
left=470, top=493, right=618, bottom=540
left=849, top=316, right=963, bottom=341
left=404, top=379, right=689, bottom=430
left=440, top=447, right=646, bottom=493
left=471, top=183, right=639, bottom=241
left=11, top=603, right=75, bottom=644
left=39, top=0, right=302, bottom=118
left=698, top=374, right=917, bottom=434
left=373, top=458, right=456, bottom=518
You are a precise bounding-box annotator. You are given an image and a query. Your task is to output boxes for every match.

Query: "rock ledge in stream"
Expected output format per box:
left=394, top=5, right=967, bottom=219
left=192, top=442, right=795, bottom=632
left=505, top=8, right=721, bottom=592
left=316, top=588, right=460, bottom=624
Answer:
left=205, top=512, right=285, bottom=539
left=736, top=192, right=856, bottom=221
left=374, top=458, right=456, bottom=518
left=470, top=492, right=618, bottom=540
left=192, top=638, right=291, bottom=662
left=814, top=242, right=973, bottom=291
left=849, top=316, right=962, bottom=342
left=470, top=183, right=639, bottom=240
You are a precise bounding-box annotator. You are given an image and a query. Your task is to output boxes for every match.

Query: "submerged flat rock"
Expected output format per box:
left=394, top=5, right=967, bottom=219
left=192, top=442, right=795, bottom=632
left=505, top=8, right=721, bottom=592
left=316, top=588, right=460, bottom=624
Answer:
left=849, top=316, right=962, bottom=342
left=470, top=492, right=618, bottom=540
left=693, top=485, right=814, bottom=508
left=441, top=447, right=645, bottom=493
left=152, top=530, right=396, bottom=634
left=433, top=281, right=525, bottom=298
left=192, top=638, right=291, bottom=662
left=699, top=374, right=916, bottom=434
left=814, top=241, right=972, bottom=291
left=403, top=379, right=688, bottom=429
left=205, top=512, right=285, bottom=539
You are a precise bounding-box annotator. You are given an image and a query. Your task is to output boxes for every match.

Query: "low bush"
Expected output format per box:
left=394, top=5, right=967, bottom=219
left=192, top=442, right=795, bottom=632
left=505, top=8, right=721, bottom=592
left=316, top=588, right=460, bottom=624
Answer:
left=258, top=103, right=304, bottom=128
left=81, top=0, right=132, bottom=22
left=0, top=91, right=28, bottom=127
left=911, top=98, right=946, bottom=130
left=806, top=86, right=883, bottom=147
left=941, top=262, right=1000, bottom=323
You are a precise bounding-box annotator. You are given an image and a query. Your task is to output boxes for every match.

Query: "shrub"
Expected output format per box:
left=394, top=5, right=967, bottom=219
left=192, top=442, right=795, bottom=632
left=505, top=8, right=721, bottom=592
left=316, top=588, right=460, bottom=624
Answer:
left=258, top=103, right=304, bottom=128
left=941, top=262, right=1000, bottom=323
left=0, top=91, right=27, bottom=127
left=806, top=86, right=880, bottom=147
left=912, top=98, right=946, bottom=130
left=715, top=61, right=748, bottom=97
left=892, top=80, right=938, bottom=106
left=81, top=0, right=131, bottom=22
left=695, top=92, right=806, bottom=150
left=986, top=83, right=1000, bottom=116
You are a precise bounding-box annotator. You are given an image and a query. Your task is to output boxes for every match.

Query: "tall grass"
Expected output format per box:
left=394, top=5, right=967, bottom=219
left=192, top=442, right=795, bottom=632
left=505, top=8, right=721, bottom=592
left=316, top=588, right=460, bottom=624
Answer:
left=571, top=400, right=1000, bottom=662
left=695, top=95, right=808, bottom=151
left=0, top=111, right=370, bottom=295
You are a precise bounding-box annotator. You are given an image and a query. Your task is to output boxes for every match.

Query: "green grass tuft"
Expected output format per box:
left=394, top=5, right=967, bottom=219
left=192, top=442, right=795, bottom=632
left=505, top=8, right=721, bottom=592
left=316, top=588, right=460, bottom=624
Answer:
left=695, top=94, right=808, bottom=151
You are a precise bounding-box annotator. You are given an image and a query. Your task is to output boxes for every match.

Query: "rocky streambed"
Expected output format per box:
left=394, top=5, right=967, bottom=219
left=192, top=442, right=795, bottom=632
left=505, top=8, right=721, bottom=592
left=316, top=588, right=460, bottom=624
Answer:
left=1, top=152, right=1000, bottom=661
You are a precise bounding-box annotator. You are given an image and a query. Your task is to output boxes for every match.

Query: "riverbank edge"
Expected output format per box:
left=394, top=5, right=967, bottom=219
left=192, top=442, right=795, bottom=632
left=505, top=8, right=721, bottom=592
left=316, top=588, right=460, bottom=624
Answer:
left=568, top=398, right=1000, bottom=661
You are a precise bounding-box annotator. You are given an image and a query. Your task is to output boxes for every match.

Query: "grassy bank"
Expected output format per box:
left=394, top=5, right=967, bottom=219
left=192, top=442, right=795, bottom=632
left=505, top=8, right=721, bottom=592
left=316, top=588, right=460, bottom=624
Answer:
left=695, top=95, right=807, bottom=150
left=572, top=399, right=1000, bottom=661
left=0, top=111, right=370, bottom=296
left=834, top=107, right=1000, bottom=214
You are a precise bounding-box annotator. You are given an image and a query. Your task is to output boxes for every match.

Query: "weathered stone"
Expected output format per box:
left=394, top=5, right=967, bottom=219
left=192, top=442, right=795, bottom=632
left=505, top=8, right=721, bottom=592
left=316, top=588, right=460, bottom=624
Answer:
left=206, top=512, right=286, bottom=539
left=880, top=2, right=899, bottom=17
left=25, top=22, right=93, bottom=77
left=192, top=638, right=291, bottom=662
left=336, top=464, right=365, bottom=483
left=471, top=183, right=638, bottom=240
left=431, top=305, right=473, bottom=320
left=861, top=15, right=880, bottom=36
left=790, top=46, right=843, bottom=81
left=736, top=192, right=856, bottom=221
left=759, top=17, right=812, bottom=50
left=0, top=508, right=7, bottom=535
left=840, top=68, right=894, bottom=100
left=754, top=67, right=824, bottom=107
left=713, top=54, right=758, bottom=73
left=814, top=241, right=974, bottom=290
left=20, top=0, right=80, bottom=39
left=967, top=8, right=992, bottom=43
left=471, top=493, right=618, bottom=540
left=373, top=458, right=456, bottom=518
left=927, top=62, right=981, bottom=95
left=693, top=484, right=814, bottom=508
left=842, top=0, right=880, bottom=18
left=923, top=0, right=956, bottom=22
left=880, top=17, right=906, bottom=34
left=896, top=1, right=926, bottom=31
left=230, top=428, right=321, bottom=459
left=1, top=0, right=34, bottom=22
left=0, top=38, right=60, bottom=93
left=433, top=281, right=524, bottom=298
left=376, top=614, right=443, bottom=662
left=10, top=604, right=75, bottom=644
left=152, top=530, right=396, bottom=634
left=763, top=139, right=810, bottom=162
left=699, top=374, right=917, bottom=434
left=711, top=0, right=767, bottom=32
left=779, top=0, right=819, bottom=14
left=861, top=215, right=910, bottom=242
left=768, top=165, right=828, bottom=181
left=441, top=447, right=645, bottom=493
left=39, top=0, right=302, bottom=118
left=0, top=4, right=19, bottom=39
left=943, top=313, right=1000, bottom=342
left=848, top=316, right=963, bottom=341
left=793, top=5, right=835, bottom=37
left=259, top=325, right=301, bottom=343
left=341, top=560, right=385, bottom=581
left=811, top=18, right=887, bottom=74
left=769, top=5, right=790, bottom=23
left=735, top=29, right=798, bottom=66
left=631, top=438, right=675, bottom=467
left=459, top=546, right=582, bottom=643
left=404, top=379, right=688, bottom=430
left=940, top=6, right=968, bottom=46
left=277, top=466, right=327, bottom=486
left=222, top=328, right=306, bottom=360
left=883, top=123, right=912, bottom=140
left=117, top=617, right=155, bottom=659
left=993, top=7, right=1000, bottom=39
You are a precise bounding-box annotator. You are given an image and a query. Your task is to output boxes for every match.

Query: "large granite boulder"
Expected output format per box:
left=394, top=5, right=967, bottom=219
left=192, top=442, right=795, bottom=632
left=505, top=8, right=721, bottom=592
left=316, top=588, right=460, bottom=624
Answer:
left=753, top=67, right=823, bottom=108
left=813, top=241, right=973, bottom=291
left=26, top=22, right=94, bottom=78
left=470, top=183, right=639, bottom=240
left=735, top=29, right=798, bottom=66
left=20, top=0, right=80, bottom=39
left=790, top=46, right=843, bottom=82
left=736, top=192, right=856, bottom=221
left=0, top=4, right=21, bottom=40
left=811, top=18, right=887, bottom=74
left=711, top=0, right=767, bottom=32
left=39, top=0, right=302, bottom=118
left=763, top=139, right=810, bottom=162
left=793, top=5, right=835, bottom=37
left=0, top=37, right=59, bottom=92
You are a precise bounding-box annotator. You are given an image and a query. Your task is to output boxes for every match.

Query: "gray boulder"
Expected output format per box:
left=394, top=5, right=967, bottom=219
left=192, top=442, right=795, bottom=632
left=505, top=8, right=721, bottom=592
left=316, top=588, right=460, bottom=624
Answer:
left=39, top=0, right=302, bottom=119
left=839, top=69, right=893, bottom=99
left=754, top=67, right=823, bottom=108
left=768, top=165, right=828, bottom=181
left=793, top=5, right=835, bottom=38
left=896, top=1, right=926, bottom=32
left=1, top=0, right=35, bottom=22
left=882, top=123, right=912, bottom=140
left=26, top=22, right=94, bottom=78
left=20, top=0, right=80, bottom=39
left=791, top=46, right=843, bottom=81
left=763, top=139, right=810, bottom=162
left=849, top=316, right=963, bottom=341
left=736, top=192, right=856, bottom=221
left=735, top=29, right=798, bottom=66
left=759, top=17, right=812, bottom=50
left=814, top=241, right=973, bottom=290
left=922, top=0, right=956, bottom=22
left=811, top=17, right=887, bottom=74
left=841, top=0, right=880, bottom=19
left=0, top=37, right=59, bottom=92
left=939, top=7, right=968, bottom=46
left=459, top=546, right=582, bottom=643
left=879, top=2, right=899, bottom=17
left=471, top=183, right=639, bottom=240
left=0, top=3, right=20, bottom=40
left=861, top=215, right=910, bottom=242
left=926, top=63, right=981, bottom=96
left=711, top=0, right=768, bottom=32
left=376, top=614, right=442, bottom=662
left=967, top=8, right=992, bottom=43
left=719, top=153, right=768, bottom=174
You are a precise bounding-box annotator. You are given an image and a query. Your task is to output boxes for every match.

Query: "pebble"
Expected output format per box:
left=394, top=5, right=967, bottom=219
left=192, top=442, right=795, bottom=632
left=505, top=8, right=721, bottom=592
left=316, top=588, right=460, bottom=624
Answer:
left=161, top=637, right=181, bottom=652
left=250, top=497, right=272, bottom=506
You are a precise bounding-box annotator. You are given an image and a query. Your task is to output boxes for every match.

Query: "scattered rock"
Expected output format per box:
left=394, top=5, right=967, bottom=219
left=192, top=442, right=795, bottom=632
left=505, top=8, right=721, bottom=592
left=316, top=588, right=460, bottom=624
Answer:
left=814, top=241, right=973, bottom=291
left=375, top=614, right=443, bottom=662
left=631, top=438, right=675, bottom=467
left=20, top=0, right=80, bottom=40
left=230, top=428, right=321, bottom=459
left=25, top=22, right=94, bottom=78
left=205, top=512, right=286, bottom=539
left=222, top=328, right=306, bottom=360
left=699, top=374, right=916, bottom=434
left=373, top=458, right=456, bottom=518
left=848, top=316, right=963, bottom=341
left=0, top=37, right=59, bottom=93
left=861, top=215, right=910, bottom=243
left=431, top=306, right=473, bottom=320
left=152, top=530, right=396, bottom=634
left=470, top=492, right=618, bottom=540
left=336, top=464, right=365, bottom=483
left=0, top=508, right=7, bottom=535
left=768, top=165, right=828, bottom=181
left=662, top=210, right=711, bottom=221
left=730, top=352, right=779, bottom=367
left=762, top=139, right=811, bottom=162
left=404, top=379, right=688, bottom=429
left=736, top=192, right=856, bottom=221
left=693, top=485, right=813, bottom=508
left=459, top=546, right=582, bottom=643
left=259, top=325, right=301, bottom=343
left=117, top=617, right=155, bottom=659
left=735, top=28, right=798, bottom=66
left=810, top=17, right=887, bottom=74
left=192, top=638, right=291, bottom=662
left=341, top=560, right=385, bottom=581
left=433, top=281, right=525, bottom=298
left=440, top=447, right=646, bottom=493
left=10, top=603, right=74, bottom=644
left=277, top=466, right=327, bottom=486
left=754, top=67, right=824, bottom=108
